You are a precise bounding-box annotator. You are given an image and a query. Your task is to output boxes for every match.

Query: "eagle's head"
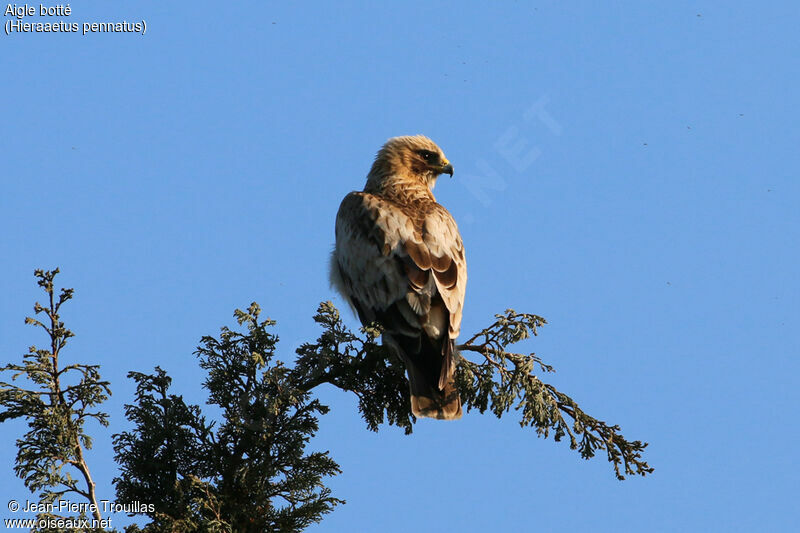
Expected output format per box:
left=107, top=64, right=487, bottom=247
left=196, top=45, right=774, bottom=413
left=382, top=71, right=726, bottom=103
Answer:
left=366, top=135, right=453, bottom=191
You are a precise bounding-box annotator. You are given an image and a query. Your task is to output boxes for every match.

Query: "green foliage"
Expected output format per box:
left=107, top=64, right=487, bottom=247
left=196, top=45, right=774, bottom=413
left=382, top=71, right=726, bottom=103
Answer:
left=4, top=269, right=651, bottom=533
left=113, top=303, right=343, bottom=533
left=296, top=302, right=653, bottom=480
left=292, top=302, right=414, bottom=434
left=0, top=269, right=110, bottom=526
left=455, top=310, right=653, bottom=480
left=113, top=368, right=213, bottom=532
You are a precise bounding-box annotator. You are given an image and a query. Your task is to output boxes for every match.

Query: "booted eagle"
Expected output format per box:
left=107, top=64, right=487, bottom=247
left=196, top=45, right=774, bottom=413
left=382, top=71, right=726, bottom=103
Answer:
left=330, top=135, right=466, bottom=420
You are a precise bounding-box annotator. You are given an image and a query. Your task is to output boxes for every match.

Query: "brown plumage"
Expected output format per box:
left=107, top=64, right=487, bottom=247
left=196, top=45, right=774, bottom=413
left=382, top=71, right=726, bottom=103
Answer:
left=330, top=135, right=467, bottom=420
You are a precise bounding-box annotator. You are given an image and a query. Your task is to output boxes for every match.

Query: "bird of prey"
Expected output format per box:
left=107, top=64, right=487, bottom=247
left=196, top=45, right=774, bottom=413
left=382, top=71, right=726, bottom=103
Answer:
left=330, top=135, right=466, bottom=420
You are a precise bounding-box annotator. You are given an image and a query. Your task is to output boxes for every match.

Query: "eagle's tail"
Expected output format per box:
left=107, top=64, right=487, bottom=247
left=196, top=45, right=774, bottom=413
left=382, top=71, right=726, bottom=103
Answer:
left=408, top=370, right=462, bottom=420
left=389, top=334, right=462, bottom=420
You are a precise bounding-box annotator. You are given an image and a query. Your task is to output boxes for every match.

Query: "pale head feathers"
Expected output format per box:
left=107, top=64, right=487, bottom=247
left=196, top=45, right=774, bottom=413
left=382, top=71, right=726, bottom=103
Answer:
left=365, top=135, right=452, bottom=193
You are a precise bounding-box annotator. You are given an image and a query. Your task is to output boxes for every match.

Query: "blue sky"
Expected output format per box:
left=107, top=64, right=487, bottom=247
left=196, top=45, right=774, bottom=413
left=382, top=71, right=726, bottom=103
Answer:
left=2, top=1, right=798, bottom=531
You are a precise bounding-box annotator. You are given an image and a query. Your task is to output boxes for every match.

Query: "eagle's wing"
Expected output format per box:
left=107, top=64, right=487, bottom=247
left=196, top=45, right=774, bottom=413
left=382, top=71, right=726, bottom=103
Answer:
left=330, top=191, right=466, bottom=419
left=331, top=192, right=466, bottom=340
left=330, top=192, right=417, bottom=330
left=418, top=202, right=467, bottom=342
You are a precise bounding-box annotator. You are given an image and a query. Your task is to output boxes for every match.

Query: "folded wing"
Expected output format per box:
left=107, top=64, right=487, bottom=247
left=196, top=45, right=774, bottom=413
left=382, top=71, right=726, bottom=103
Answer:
left=330, top=192, right=467, bottom=419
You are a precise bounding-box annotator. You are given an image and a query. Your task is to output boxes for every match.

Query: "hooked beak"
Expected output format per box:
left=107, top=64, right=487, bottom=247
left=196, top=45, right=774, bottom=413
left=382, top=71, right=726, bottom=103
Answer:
left=440, top=162, right=454, bottom=177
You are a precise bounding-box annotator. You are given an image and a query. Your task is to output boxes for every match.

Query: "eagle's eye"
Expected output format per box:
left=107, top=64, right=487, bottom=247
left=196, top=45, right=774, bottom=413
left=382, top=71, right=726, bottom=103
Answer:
left=417, top=150, right=438, bottom=164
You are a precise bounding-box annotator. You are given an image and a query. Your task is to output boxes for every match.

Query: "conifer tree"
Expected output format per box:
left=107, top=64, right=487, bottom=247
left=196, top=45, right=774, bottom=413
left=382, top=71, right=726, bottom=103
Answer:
left=3, top=270, right=652, bottom=533
left=115, top=301, right=651, bottom=530
left=113, top=304, right=343, bottom=532
left=0, top=269, right=111, bottom=528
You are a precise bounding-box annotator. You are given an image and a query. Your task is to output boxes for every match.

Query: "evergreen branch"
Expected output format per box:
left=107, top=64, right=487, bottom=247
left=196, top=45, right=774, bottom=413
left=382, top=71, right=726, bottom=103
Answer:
left=455, top=310, right=653, bottom=480
left=0, top=269, right=108, bottom=523
left=296, top=302, right=652, bottom=479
